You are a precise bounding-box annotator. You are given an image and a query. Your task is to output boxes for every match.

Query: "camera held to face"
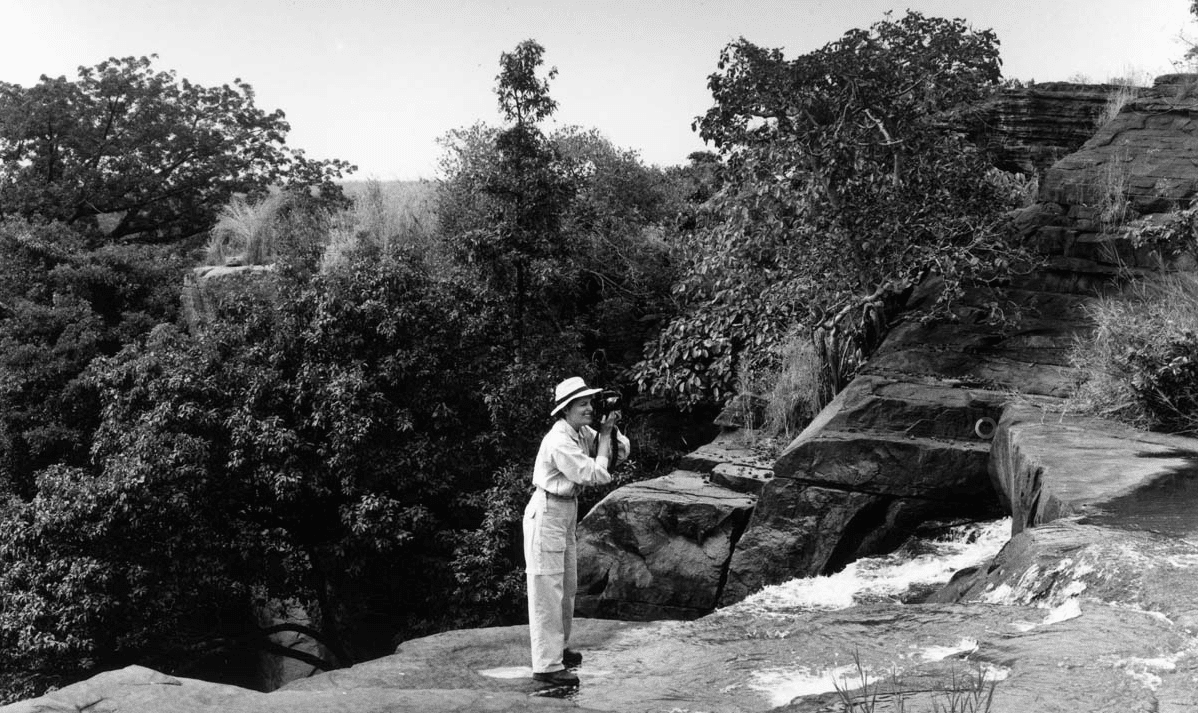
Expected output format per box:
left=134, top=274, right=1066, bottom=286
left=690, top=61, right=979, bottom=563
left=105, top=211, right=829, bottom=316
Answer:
left=593, top=389, right=621, bottom=423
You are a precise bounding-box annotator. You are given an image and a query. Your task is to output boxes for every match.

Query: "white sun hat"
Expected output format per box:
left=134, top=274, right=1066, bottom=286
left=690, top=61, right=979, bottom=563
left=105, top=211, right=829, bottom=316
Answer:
left=550, top=376, right=602, bottom=416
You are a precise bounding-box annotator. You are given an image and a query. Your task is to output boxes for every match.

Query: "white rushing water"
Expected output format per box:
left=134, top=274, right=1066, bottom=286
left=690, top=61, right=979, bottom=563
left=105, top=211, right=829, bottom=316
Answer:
left=731, top=519, right=1014, bottom=708
left=732, top=518, right=1012, bottom=617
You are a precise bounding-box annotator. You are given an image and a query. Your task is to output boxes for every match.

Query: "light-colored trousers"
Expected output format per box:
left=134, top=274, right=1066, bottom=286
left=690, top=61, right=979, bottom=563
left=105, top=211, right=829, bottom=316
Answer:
left=523, top=489, right=578, bottom=673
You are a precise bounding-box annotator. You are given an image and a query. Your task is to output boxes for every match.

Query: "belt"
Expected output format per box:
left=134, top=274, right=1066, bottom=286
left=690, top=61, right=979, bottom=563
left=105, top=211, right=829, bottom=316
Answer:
left=540, top=488, right=577, bottom=501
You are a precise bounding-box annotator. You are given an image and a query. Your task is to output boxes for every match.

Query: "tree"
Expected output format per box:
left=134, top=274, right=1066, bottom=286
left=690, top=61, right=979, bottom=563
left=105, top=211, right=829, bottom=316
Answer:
left=444, top=41, right=575, bottom=357
left=0, top=56, right=353, bottom=243
left=496, top=40, right=559, bottom=128
left=634, top=11, right=1031, bottom=410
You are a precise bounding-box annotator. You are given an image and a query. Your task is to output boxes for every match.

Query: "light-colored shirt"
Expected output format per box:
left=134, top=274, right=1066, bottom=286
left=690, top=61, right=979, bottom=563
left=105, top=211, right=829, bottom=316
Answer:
left=532, top=418, right=631, bottom=497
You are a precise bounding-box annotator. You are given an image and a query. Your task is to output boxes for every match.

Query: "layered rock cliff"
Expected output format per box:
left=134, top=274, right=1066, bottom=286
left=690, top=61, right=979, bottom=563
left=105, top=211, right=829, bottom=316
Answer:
left=942, top=81, right=1137, bottom=176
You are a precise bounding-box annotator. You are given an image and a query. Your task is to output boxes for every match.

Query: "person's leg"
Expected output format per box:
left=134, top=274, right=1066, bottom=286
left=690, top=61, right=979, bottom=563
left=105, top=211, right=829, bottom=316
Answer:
left=524, top=492, right=568, bottom=674
left=561, top=500, right=578, bottom=650
left=527, top=571, right=566, bottom=673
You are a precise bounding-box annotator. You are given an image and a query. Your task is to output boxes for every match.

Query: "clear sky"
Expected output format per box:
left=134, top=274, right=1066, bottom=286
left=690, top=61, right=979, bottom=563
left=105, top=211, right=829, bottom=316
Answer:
left=3, top=0, right=1195, bottom=180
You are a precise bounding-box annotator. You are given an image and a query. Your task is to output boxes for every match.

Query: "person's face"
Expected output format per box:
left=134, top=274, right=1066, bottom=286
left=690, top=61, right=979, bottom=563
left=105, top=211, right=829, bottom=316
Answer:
left=563, top=396, right=594, bottom=431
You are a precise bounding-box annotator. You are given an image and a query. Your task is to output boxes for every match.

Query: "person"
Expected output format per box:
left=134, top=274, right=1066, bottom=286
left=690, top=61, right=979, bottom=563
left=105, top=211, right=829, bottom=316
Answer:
left=523, top=376, right=630, bottom=685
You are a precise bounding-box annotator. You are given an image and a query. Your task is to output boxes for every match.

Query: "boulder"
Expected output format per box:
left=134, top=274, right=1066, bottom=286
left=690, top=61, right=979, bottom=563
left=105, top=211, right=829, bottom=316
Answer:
left=576, top=471, right=755, bottom=620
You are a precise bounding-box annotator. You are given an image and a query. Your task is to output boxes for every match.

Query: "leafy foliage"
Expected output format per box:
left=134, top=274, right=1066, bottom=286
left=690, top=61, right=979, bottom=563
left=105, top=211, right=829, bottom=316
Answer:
left=496, top=40, right=559, bottom=128
left=635, top=11, right=1032, bottom=409
left=0, top=245, right=516, bottom=693
left=436, top=129, right=683, bottom=374
left=0, top=219, right=186, bottom=499
left=0, top=56, right=353, bottom=243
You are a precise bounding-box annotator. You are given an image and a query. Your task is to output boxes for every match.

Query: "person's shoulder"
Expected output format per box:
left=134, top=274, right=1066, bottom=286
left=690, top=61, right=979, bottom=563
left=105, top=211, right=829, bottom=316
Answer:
left=542, top=419, right=573, bottom=443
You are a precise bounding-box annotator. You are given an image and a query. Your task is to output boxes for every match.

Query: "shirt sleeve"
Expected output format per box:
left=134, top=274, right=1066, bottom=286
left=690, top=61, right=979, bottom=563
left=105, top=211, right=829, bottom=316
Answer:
left=615, top=429, right=631, bottom=462
left=549, top=430, right=614, bottom=488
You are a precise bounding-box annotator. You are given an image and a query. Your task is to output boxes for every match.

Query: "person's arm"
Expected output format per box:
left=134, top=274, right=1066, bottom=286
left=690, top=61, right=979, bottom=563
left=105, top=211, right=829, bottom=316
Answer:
left=550, top=428, right=614, bottom=487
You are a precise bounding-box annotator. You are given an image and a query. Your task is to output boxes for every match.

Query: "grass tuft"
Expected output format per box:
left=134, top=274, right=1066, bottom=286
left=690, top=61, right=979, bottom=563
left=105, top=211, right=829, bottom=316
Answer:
left=1069, top=271, right=1198, bottom=434
left=736, top=332, right=823, bottom=442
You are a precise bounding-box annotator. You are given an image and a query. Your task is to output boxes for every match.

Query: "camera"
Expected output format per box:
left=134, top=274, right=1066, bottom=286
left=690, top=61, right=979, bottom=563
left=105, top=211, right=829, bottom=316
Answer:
left=593, top=389, right=622, bottom=422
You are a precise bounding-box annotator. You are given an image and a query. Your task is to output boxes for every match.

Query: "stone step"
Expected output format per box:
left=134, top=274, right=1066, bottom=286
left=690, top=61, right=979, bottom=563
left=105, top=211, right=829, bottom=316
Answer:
left=676, top=431, right=776, bottom=474
left=775, top=428, right=993, bottom=502
left=708, top=462, right=774, bottom=494
left=798, top=375, right=1007, bottom=442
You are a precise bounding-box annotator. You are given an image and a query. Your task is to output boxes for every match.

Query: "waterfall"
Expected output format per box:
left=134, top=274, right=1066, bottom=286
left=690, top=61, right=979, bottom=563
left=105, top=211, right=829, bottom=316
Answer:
left=732, top=518, right=1012, bottom=616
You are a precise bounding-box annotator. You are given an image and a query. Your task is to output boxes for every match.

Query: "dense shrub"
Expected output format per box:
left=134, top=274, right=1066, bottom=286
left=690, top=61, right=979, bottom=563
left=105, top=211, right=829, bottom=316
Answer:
left=0, top=218, right=187, bottom=499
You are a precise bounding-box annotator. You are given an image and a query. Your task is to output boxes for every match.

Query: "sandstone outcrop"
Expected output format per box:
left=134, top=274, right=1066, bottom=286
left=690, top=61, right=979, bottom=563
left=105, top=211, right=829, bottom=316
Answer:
left=720, top=376, right=1008, bottom=605
left=944, top=81, right=1137, bottom=176
left=987, top=402, right=1198, bottom=535
left=1040, top=74, right=1198, bottom=216
left=180, top=263, right=274, bottom=331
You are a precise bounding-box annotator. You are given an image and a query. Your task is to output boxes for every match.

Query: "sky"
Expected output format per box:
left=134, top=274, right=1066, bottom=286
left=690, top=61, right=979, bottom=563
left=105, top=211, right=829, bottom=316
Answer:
left=3, top=0, right=1195, bottom=181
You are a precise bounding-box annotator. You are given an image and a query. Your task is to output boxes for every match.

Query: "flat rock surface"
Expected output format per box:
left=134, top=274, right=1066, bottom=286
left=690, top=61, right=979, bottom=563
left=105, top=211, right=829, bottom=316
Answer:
left=992, top=402, right=1198, bottom=534
left=11, top=598, right=1198, bottom=713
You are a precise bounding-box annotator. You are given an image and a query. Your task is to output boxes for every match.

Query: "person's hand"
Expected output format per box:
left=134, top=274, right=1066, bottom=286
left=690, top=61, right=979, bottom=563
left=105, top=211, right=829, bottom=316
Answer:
left=599, top=410, right=621, bottom=435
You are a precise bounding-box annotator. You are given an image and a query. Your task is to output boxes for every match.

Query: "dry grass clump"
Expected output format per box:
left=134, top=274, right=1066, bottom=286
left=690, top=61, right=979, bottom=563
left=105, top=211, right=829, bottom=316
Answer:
left=737, top=333, right=823, bottom=441
left=322, top=180, right=440, bottom=272
left=1069, top=272, right=1198, bottom=434
left=206, top=193, right=288, bottom=265
left=1096, top=83, right=1139, bottom=128
left=204, top=181, right=442, bottom=273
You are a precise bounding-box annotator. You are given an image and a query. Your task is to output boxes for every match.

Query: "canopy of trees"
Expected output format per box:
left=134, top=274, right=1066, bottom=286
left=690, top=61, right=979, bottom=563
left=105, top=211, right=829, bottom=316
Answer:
left=0, top=56, right=352, bottom=243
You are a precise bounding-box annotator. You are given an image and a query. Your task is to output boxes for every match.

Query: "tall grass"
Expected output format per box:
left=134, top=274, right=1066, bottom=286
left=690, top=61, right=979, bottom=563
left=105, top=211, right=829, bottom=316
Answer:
left=323, top=180, right=440, bottom=272
left=204, top=181, right=441, bottom=272
left=1069, top=272, right=1198, bottom=434
left=1095, top=156, right=1132, bottom=231
left=737, top=333, right=823, bottom=441
left=1096, top=76, right=1144, bottom=128
left=206, top=193, right=288, bottom=266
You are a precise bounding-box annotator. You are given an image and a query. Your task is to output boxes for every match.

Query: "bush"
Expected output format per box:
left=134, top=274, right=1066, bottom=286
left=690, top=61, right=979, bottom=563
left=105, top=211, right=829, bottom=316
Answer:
left=1070, top=272, right=1198, bottom=434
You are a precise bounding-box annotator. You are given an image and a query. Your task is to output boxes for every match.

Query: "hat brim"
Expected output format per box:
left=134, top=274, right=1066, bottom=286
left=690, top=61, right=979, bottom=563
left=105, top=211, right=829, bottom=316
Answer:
left=550, top=387, right=602, bottom=416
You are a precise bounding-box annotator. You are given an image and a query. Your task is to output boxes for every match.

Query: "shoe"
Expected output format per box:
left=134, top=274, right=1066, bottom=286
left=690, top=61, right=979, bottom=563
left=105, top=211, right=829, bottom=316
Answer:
left=533, top=669, right=579, bottom=685
left=562, top=648, right=583, bottom=667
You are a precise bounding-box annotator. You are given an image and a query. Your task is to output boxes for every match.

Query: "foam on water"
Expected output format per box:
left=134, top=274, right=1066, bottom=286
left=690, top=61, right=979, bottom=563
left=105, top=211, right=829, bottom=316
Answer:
left=734, top=518, right=1012, bottom=616
left=917, top=638, right=978, bottom=661
left=750, top=663, right=883, bottom=708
